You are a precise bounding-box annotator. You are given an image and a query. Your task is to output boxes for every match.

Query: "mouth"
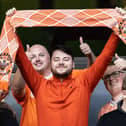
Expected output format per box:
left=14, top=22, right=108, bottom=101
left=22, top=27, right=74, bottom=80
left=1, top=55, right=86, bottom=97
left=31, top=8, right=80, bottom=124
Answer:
left=34, top=62, right=43, bottom=67
left=57, top=65, right=67, bottom=69
left=109, top=82, right=120, bottom=86
left=57, top=67, right=65, bottom=69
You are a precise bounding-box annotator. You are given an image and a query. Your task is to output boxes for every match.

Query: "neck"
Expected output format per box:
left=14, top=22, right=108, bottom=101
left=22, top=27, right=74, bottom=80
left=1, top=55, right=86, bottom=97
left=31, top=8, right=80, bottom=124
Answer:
left=112, top=92, right=123, bottom=102
left=39, top=67, right=51, bottom=78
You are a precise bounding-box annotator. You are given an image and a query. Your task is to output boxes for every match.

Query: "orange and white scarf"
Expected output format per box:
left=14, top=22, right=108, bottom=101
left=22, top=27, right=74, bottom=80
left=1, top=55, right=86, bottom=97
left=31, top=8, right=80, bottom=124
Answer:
left=0, top=8, right=126, bottom=92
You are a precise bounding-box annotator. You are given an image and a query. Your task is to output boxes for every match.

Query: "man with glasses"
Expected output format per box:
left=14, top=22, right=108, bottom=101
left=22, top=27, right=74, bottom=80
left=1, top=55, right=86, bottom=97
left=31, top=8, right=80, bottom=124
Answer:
left=97, top=57, right=126, bottom=126
left=98, top=54, right=126, bottom=119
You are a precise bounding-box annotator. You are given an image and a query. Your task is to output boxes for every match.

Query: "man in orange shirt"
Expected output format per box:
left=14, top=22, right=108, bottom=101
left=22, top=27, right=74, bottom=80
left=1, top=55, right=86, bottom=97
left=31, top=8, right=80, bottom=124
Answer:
left=12, top=41, right=95, bottom=126
left=12, top=44, right=52, bottom=126
left=15, top=29, right=120, bottom=126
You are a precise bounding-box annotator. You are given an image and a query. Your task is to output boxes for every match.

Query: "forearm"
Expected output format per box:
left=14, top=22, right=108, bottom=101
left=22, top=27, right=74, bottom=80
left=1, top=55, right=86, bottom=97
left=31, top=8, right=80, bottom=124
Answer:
left=87, top=52, right=96, bottom=67
left=12, top=68, right=26, bottom=99
left=87, top=32, right=120, bottom=91
left=93, top=32, right=119, bottom=74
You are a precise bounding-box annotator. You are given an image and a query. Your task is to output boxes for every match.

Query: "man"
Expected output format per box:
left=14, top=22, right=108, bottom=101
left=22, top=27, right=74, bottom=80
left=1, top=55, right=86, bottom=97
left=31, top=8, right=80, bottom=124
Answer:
left=12, top=44, right=52, bottom=126
left=15, top=28, right=119, bottom=126
left=12, top=42, right=95, bottom=126
left=98, top=55, right=125, bottom=119
left=97, top=56, right=126, bottom=126
left=5, top=8, right=96, bottom=126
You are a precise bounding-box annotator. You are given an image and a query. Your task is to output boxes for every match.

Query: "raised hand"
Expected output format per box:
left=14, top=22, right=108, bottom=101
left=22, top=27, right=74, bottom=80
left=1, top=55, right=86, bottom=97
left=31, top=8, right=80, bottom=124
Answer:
left=79, top=36, right=96, bottom=67
left=79, top=36, right=91, bottom=55
left=114, top=53, right=126, bottom=70
left=6, top=7, right=16, bottom=16
left=25, top=44, right=32, bottom=61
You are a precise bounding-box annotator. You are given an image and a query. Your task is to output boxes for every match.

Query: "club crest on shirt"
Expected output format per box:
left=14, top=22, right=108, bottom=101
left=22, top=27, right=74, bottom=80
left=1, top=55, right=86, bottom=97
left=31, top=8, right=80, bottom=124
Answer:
left=0, top=53, right=13, bottom=75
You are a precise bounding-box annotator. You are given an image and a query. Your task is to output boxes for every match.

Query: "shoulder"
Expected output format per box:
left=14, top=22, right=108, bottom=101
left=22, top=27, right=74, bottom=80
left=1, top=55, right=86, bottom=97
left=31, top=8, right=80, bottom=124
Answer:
left=0, top=102, right=15, bottom=115
left=100, top=102, right=112, bottom=110
left=97, top=110, right=119, bottom=126
left=100, top=109, right=121, bottom=121
left=99, top=101, right=118, bottom=116
left=72, top=69, right=88, bottom=78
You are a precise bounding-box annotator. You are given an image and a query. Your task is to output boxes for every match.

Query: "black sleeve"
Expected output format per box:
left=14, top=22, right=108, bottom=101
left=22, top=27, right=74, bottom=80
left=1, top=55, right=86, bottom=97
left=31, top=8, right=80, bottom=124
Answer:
left=96, top=117, right=105, bottom=126
left=0, top=108, right=19, bottom=126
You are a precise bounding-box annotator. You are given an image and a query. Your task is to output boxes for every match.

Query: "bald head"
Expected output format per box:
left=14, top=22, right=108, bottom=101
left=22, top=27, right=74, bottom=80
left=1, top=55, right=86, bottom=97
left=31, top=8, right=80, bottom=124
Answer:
left=29, top=44, right=51, bottom=73
left=30, top=44, right=48, bottom=53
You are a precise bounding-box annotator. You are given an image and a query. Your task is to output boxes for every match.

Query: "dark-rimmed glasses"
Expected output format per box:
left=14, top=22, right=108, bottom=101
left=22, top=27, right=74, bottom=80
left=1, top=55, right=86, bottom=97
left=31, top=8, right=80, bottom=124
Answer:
left=103, top=71, right=126, bottom=81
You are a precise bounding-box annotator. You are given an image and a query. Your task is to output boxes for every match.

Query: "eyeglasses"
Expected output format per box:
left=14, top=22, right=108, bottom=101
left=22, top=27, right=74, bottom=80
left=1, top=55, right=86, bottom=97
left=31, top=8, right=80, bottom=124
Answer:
left=103, top=71, right=126, bottom=81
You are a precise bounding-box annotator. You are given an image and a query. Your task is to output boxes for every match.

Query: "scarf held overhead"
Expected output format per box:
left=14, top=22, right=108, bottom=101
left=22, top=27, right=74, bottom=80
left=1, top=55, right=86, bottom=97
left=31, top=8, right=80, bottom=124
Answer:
left=0, top=8, right=126, bottom=92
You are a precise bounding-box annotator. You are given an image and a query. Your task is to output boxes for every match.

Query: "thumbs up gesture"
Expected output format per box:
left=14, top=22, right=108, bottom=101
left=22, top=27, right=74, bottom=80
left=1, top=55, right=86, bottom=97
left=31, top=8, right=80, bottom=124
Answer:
left=114, top=53, right=126, bottom=70
left=25, top=44, right=32, bottom=61
left=79, top=36, right=91, bottom=55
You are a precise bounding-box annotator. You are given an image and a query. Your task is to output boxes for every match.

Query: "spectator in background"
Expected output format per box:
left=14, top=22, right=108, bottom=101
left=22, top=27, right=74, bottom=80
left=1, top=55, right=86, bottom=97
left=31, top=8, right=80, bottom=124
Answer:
left=0, top=100, right=19, bottom=126
left=12, top=44, right=52, bottom=126
left=97, top=55, right=126, bottom=126
left=0, top=87, right=18, bottom=126
left=98, top=54, right=126, bottom=119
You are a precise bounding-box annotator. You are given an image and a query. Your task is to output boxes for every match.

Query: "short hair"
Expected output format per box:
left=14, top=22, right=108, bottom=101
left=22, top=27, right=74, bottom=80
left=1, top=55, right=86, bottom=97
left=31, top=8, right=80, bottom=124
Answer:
left=50, top=44, right=74, bottom=60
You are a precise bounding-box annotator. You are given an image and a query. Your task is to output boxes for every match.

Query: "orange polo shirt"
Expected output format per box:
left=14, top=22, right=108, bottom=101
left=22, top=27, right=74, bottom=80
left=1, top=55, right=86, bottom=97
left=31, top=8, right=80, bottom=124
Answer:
left=16, top=32, right=120, bottom=126
left=14, top=70, right=81, bottom=126
left=13, top=74, right=53, bottom=126
left=14, top=85, right=37, bottom=126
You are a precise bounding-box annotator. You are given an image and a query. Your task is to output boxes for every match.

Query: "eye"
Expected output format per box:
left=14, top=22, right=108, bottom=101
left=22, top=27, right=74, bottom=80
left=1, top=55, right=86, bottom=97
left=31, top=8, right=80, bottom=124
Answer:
left=53, top=57, right=59, bottom=61
left=39, top=53, right=45, bottom=57
left=63, top=57, right=70, bottom=61
left=103, top=75, right=110, bottom=80
left=30, top=55, right=36, bottom=59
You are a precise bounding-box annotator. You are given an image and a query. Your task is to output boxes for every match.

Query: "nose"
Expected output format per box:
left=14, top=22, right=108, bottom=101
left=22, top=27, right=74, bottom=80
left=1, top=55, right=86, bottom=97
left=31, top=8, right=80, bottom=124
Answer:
left=58, top=59, right=62, bottom=63
left=36, top=56, right=40, bottom=62
left=58, top=60, right=64, bottom=65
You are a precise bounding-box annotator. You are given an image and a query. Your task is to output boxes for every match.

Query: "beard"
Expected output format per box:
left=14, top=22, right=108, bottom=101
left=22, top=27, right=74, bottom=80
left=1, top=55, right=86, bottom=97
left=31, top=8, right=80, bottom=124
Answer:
left=51, top=68, right=73, bottom=79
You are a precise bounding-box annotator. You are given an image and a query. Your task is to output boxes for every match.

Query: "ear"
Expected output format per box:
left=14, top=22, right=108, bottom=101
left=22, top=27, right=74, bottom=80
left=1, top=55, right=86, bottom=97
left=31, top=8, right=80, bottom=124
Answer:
left=72, top=62, right=75, bottom=69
